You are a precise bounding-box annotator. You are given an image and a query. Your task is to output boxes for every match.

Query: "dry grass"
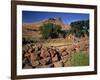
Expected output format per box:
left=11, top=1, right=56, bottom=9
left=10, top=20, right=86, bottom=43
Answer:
left=41, top=38, right=73, bottom=47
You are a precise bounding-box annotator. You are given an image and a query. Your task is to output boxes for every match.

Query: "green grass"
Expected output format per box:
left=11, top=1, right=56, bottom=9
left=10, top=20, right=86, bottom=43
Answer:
left=70, top=51, right=89, bottom=66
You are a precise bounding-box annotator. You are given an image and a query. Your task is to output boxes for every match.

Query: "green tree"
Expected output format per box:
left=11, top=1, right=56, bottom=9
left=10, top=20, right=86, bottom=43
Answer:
left=70, top=20, right=89, bottom=37
left=40, top=23, right=52, bottom=39
left=40, top=23, right=62, bottom=39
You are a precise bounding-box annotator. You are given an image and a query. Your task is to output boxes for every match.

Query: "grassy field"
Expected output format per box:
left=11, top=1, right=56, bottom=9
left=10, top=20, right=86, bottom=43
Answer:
left=42, top=38, right=73, bottom=47
left=23, top=37, right=73, bottom=46
left=64, top=51, right=89, bottom=66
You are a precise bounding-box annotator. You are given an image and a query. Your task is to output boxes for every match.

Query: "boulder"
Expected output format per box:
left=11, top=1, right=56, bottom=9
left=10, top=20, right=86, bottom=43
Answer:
left=40, top=48, right=50, bottom=58
left=61, top=55, right=68, bottom=63
left=37, top=44, right=42, bottom=50
left=30, top=53, right=39, bottom=61
left=61, top=47, right=67, bottom=53
left=39, top=58, right=47, bottom=65
left=49, top=49, right=55, bottom=58
left=39, top=57, right=51, bottom=65
left=28, top=48, right=33, bottom=53
left=31, top=60, right=39, bottom=67
left=61, top=51, right=68, bottom=56
left=52, top=54, right=58, bottom=62
left=42, top=63, right=54, bottom=68
left=24, top=52, right=30, bottom=58
left=53, top=61, right=64, bottom=67
left=45, top=57, right=52, bottom=64
left=36, top=63, right=54, bottom=68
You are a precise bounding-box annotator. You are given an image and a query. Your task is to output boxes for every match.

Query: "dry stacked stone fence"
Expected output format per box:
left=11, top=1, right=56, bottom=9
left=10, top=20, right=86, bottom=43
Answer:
left=22, top=38, right=89, bottom=69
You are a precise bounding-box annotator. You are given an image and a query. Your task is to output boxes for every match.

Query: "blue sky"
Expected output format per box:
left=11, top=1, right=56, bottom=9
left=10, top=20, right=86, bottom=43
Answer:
left=22, top=11, right=89, bottom=24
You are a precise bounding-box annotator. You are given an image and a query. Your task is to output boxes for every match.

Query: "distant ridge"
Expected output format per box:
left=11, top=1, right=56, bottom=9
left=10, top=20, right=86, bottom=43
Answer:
left=23, top=17, right=71, bottom=31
